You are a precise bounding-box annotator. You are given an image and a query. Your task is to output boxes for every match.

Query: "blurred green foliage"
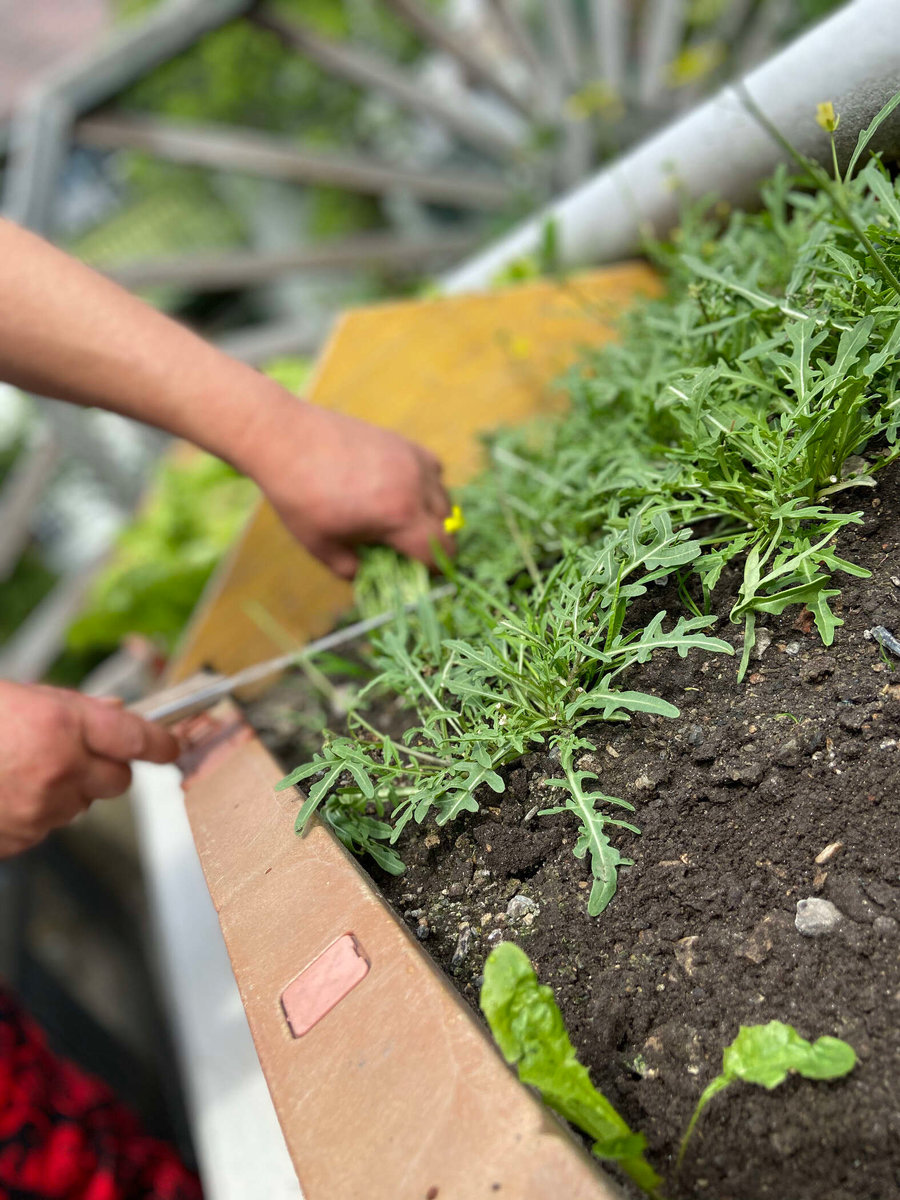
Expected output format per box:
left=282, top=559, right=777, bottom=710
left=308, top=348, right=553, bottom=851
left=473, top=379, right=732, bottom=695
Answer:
left=66, top=452, right=256, bottom=656
left=262, top=355, right=312, bottom=393
left=114, top=1, right=420, bottom=137
left=120, top=17, right=359, bottom=138
left=64, top=356, right=310, bottom=660
left=0, top=549, right=57, bottom=645
left=71, top=176, right=245, bottom=267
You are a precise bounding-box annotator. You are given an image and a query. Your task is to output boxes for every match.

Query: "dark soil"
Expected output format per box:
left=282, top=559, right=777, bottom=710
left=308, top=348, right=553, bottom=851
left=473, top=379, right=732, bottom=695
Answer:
left=247, top=461, right=900, bottom=1200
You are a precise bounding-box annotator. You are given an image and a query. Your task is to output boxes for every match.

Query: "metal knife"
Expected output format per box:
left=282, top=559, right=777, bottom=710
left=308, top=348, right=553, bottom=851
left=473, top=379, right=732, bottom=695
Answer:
left=131, top=584, right=454, bottom=725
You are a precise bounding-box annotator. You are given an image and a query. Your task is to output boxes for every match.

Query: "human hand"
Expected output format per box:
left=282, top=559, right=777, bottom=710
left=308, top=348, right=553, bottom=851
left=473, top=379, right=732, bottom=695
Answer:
left=0, top=682, right=179, bottom=859
left=247, top=400, right=455, bottom=579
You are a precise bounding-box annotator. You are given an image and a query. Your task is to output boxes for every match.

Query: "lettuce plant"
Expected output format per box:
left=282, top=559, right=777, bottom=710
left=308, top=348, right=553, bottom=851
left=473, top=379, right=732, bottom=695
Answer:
left=482, top=948, right=857, bottom=1195
left=480, top=942, right=664, bottom=1197
left=678, top=1020, right=857, bottom=1167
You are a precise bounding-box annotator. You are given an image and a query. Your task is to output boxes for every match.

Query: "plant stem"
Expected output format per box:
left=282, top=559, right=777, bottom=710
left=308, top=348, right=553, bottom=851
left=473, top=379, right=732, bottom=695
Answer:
left=678, top=1074, right=731, bottom=1169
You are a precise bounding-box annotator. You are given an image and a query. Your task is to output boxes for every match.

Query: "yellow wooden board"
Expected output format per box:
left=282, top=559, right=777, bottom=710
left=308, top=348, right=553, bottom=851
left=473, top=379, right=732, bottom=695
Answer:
left=170, top=263, right=659, bottom=682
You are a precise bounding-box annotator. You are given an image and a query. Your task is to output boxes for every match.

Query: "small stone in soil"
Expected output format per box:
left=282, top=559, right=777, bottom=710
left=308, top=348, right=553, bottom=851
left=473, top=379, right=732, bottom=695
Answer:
left=674, top=935, right=700, bottom=977
left=692, top=743, right=717, bottom=765
left=753, top=629, right=773, bottom=658
left=801, top=655, right=835, bottom=684
left=795, top=897, right=842, bottom=935
left=873, top=916, right=898, bottom=936
left=775, top=738, right=801, bottom=767
left=451, top=926, right=472, bottom=969
left=815, top=841, right=844, bottom=865
left=737, top=911, right=793, bottom=964
left=507, top=893, right=539, bottom=920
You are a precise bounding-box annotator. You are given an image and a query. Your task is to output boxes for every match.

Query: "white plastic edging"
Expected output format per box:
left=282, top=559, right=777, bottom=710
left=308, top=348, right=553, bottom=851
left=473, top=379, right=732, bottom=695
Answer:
left=442, top=0, right=900, bottom=294
left=130, top=760, right=303, bottom=1200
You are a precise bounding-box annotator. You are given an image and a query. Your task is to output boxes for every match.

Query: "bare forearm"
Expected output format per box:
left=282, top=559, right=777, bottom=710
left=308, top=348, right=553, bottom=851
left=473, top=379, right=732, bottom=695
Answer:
left=0, top=217, right=453, bottom=578
left=0, top=216, right=291, bottom=476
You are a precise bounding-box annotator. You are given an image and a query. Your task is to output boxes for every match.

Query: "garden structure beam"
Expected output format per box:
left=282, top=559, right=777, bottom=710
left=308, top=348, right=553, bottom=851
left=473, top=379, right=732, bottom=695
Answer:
left=212, top=317, right=322, bottom=367
left=381, top=0, right=538, bottom=119
left=441, top=0, right=900, bottom=294
left=0, top=425, right=60, bottom=582
left=0, top=0, right=255, bottom=587
left=483, top=0, right=549, bottom=100
left=251, top=8, right=524, bottom=162
left=591, top=0, right=627, bottom=93
left=3, top=0, right=253, bottom=234
left=74, top=113, right=512, bottom=210
left=106, top=229, right=482, bottom=292
left=545, top=0, right=582, bottom=91
left=733, top=0, right=792, bottom=74
left=637, top=0, right=686, bottom=109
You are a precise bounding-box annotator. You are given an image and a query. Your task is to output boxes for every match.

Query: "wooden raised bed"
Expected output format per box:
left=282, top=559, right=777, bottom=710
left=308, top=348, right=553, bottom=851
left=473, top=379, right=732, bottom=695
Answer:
left=168, top=266, right=659, bottom=1198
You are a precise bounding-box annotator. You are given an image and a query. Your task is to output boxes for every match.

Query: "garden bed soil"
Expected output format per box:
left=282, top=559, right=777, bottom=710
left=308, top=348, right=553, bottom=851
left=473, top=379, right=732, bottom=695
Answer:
left=247, top=461, right=900, bottom=1200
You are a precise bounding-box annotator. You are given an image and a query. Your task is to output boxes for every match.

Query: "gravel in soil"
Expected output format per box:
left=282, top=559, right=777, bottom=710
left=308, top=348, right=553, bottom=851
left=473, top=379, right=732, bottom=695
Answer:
left=247, top=463, right=900, bottom=1200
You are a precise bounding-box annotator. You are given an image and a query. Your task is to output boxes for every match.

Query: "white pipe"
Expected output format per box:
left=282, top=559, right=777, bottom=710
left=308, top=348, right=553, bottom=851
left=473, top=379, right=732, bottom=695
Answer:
left=442, top=0, right=900, bottom=294
left=131, top=762, right=303, bottom=1200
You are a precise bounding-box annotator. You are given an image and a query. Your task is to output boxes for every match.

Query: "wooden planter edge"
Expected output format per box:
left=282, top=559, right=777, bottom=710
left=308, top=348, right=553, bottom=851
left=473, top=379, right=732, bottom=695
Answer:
left=176, top=700, right=625, bottom=1200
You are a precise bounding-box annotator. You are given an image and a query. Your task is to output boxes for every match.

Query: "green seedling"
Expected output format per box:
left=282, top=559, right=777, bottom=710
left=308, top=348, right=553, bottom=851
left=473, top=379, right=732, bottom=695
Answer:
left=678, top=1020, right=857, bottom=1168
left=480, top=943, right=664, bottom=1197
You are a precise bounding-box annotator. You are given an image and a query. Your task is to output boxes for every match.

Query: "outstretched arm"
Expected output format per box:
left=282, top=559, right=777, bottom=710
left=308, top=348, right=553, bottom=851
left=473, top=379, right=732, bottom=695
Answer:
left=0, top=217, right=453, bottom=578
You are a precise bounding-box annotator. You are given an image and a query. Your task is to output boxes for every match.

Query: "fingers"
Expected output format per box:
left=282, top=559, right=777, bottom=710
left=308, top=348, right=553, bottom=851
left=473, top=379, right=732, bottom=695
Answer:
left=79, top=697, right=179, bottom=764
left=418, top=449, right=451, bottom=521
left=423, top=473, right=451, bottom=521
left=316, top=542, right=360, bottom=581
left=79, top=757, right=133, bottom=801
left=388, top=516, right=456, bottom=570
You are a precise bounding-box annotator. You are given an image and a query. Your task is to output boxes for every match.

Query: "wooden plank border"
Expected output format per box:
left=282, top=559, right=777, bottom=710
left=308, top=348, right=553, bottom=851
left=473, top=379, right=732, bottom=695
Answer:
left=178, top=700, right=623, bottom=1200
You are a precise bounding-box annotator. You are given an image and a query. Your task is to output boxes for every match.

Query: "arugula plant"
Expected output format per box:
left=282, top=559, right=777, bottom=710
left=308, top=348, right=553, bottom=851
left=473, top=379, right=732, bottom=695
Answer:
left=278, top=519, right=732, bottom=908
left=678, top=1020, right=857, bottom=1168
left=279, top=92, right=900, bottom=911
left=480, top=942, right=664, bottom=1197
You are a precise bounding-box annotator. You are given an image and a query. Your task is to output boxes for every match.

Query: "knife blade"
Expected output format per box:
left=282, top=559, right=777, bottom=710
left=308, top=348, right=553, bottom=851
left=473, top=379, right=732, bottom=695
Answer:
left=131, top=584, right=455, bottom=724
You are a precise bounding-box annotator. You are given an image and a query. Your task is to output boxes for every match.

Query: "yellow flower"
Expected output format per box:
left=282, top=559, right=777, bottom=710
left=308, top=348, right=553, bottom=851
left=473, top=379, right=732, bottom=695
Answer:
left=816, top=101, right=840, bottom=133
left=443, top=504, right=465, bottom=534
